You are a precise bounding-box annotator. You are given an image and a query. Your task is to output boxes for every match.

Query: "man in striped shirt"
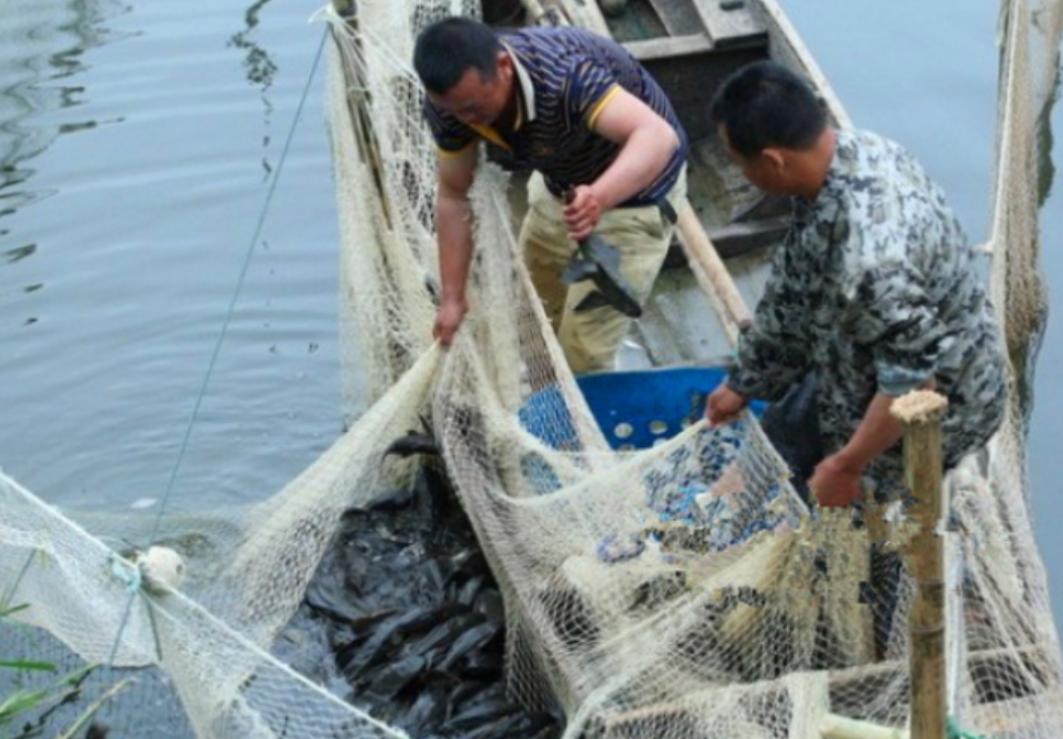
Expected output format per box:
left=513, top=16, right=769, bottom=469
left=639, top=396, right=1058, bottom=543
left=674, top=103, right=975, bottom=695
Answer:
left=413, top=16, right=688, bottom=373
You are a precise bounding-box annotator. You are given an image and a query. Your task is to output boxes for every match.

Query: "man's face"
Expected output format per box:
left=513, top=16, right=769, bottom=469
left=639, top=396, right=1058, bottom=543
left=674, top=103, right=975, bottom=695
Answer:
left=430, top=55, right=511, bottom=127
left=718, top=123, right=787, bottom=195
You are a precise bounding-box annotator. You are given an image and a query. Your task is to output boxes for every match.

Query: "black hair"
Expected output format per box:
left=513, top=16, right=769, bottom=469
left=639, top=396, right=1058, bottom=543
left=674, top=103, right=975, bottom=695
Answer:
left=709, top=60, right=827, bottom=159
left=413, top=17, right=503, bottom=94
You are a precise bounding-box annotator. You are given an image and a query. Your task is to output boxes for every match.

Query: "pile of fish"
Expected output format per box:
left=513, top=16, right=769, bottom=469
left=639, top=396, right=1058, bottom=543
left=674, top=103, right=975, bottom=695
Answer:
left=295, top=461, right=562, bottom=739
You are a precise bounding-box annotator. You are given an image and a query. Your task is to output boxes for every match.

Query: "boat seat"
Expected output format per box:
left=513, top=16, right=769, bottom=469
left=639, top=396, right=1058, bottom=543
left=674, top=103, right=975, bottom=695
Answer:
left=691, top=0, right=768, bottom=50
left=637, top=0, right=768, bottom=52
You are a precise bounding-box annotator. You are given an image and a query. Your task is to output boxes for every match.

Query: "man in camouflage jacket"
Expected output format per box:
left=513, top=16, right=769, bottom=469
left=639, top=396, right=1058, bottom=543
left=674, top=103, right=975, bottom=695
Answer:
left=705, top=61, right=1006, bottom=508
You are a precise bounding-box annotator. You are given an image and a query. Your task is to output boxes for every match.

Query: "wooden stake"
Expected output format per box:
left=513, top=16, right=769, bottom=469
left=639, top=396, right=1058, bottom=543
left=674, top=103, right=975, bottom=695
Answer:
left=675, top=201, right=753, bottom=344
left=890, top=390, right=949, bottom=739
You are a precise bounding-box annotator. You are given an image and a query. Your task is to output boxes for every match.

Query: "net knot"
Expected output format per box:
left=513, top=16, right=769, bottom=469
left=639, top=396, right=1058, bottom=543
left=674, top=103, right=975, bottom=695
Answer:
left=109, top=546, right=185, bottom=596
left=947, top=715, right=988, bottom=739
left=109, top=553, right=143, bottom=594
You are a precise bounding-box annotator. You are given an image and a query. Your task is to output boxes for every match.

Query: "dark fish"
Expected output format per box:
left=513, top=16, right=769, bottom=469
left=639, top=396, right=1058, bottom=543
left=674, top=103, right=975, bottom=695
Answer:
left=459, top=649, right=504, bottom=679
left=437, top=621, right=504, bottom=672
left=384, top=431, right=441, bottom=459
left=384, top=415, right=441, bottom=459
left=439, top=549, right=488, bottom=585
left=362, top=655, right=427, bottom=700
left=363, top=487, right=416, bottom=512
left=456, top=574, right=486, bottom=606
left=473, top=588, right=505, bottom=622
left=346, top=608, right=401, bottom=634
left=398, top=684, right=450, bottom=734
left=442, top=680, right=516, bottom=735
left=464, top=709, right=562, bottom=739
left=447, top=679, right=489, bottom=713
left=458, top=713, right=530, bottom=739
left=339, top=607, right=439, bottom=680
left=419, top=557, right=447, bottom=592
left=402, top=610, right=482, bottom=664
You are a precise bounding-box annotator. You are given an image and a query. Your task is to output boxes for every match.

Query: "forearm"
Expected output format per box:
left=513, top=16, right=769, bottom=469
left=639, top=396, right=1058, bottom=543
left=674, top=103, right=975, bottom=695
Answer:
left=832, top=393, right=905, bottom=474
left=835, top=379, right=938, bottom=474
left=590, top=123, right=678, bottom=210
left=436, top=194, right=474, bottom=303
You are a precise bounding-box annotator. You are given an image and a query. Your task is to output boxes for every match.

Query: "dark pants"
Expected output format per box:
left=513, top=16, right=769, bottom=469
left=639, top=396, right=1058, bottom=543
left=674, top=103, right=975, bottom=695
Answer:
left=760, top=372, right=823, bottom=506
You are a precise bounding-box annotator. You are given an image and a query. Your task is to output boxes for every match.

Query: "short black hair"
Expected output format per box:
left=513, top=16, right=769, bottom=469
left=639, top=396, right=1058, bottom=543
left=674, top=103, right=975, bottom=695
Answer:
left=413, top=17, right=503, bottom=94
left=709, top=60, right=827, bottom=159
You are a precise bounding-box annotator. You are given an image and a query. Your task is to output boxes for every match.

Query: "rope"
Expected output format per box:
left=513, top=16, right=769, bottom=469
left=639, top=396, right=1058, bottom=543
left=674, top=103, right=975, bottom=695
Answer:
left=106, top=25, right=329, bottom=665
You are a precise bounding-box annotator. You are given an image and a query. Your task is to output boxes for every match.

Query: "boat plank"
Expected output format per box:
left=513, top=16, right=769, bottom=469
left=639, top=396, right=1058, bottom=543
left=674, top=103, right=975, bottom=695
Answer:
left=624, top=34, right=713, bottom=61
left=690, top=0, right=767, bottom=49
left=646, top=0, right=705, bottom=38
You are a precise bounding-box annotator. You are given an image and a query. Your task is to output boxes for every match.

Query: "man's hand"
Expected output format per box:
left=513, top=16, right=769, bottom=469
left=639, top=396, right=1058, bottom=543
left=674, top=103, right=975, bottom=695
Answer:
left=562, top=184, right=604, bottom=241
left=705, top=384, right=748, bottom=427
left=433, top=297, right=468, bottom=347
left=807, top=454, right=863, bottom=508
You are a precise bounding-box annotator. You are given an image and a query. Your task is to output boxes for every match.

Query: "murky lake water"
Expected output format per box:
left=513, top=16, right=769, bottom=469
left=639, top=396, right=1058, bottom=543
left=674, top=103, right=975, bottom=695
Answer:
left=0, top=0, right=1060, bottom=690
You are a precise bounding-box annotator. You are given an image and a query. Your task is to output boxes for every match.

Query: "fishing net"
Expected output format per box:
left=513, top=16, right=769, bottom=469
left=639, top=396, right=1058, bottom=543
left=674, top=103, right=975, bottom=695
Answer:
left=3, top=0, right=1063, bottom=738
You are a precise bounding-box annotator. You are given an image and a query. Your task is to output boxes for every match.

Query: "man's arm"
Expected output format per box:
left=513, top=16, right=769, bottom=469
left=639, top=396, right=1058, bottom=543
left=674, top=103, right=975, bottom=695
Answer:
left=564, top=88, right=679, bottom=239
left=809, top=251, right=949, bottom=506
left=811, top=376, right=938, bottom=507
left=809, top=392, right=905, bottom=507
left=434, top=146, right=478, bottom=346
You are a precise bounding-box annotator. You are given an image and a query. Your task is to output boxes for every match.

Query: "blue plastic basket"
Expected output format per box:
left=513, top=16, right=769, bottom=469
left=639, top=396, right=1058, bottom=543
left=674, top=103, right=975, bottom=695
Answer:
left=520, top=366, right=766, bottom=451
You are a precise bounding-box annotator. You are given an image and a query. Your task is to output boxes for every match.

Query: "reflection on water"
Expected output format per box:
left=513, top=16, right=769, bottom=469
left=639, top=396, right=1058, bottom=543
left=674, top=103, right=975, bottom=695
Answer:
left=229, top=0, right=278, bottom=178
left=230, top=0, right=278, bottom=89
left=2, top=243, right=36, bottom=263
left=0, top=0, right=129, bottom=228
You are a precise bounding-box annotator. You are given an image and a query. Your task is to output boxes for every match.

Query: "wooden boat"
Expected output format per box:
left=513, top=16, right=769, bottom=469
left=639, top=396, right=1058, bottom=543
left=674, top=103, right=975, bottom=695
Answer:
left=482, top=0, right=852, bottom=373
left=497, top=5, right=1063, bottom=737
left=327, top=1, right=1063, bottom=737
left=483, top=2, right=1062, bottom=735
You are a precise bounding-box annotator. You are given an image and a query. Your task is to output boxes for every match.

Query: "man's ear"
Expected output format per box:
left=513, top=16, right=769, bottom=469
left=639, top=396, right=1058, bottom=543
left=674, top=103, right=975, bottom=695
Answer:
left=760, top=147, right=787, bottom=172
left=496, top=51, right=513, bottom=80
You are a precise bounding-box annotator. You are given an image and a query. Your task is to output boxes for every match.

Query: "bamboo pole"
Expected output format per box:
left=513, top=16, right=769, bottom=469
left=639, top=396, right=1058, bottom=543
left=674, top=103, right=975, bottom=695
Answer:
left=675, top=201, right=752, bottom=344
left=890, top=390, right=949, bottom=739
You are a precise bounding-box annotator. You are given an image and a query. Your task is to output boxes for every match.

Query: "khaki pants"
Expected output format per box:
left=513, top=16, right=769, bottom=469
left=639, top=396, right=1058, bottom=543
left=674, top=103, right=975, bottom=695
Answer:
left=520, top=168, right=687, bottom=374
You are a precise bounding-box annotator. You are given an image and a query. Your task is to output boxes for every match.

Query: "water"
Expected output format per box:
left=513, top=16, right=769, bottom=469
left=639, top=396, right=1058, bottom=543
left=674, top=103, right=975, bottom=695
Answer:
left=1, top=0, right=341, bottom=510
left=0, top=0, right=1059, bottom=688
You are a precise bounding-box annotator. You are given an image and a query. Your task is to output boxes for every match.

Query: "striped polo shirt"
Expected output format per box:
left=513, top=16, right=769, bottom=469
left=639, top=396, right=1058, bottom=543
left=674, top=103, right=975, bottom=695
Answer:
left=423, top=25, right=688, bottom=208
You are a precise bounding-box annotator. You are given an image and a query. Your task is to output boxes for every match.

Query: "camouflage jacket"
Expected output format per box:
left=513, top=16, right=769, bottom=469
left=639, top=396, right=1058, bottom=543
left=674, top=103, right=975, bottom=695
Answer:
left=728, top=129, right=1006, bottom=496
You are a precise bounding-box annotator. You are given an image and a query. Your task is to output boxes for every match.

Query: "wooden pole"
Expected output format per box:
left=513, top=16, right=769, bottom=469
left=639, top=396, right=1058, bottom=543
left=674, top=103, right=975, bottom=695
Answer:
left=675, top=201, right=753, bottom=344
left=890, top=390, right=949, bottom=739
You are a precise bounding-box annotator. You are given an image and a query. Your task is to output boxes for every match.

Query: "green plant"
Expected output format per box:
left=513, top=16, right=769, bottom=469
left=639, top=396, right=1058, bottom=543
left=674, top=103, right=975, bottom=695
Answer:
left=1, top=602, right=131, bottom=738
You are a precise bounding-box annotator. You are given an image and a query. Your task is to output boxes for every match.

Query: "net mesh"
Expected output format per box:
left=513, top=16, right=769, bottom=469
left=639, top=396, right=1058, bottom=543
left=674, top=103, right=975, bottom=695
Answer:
left=2, top=0, right=1062, bottom=737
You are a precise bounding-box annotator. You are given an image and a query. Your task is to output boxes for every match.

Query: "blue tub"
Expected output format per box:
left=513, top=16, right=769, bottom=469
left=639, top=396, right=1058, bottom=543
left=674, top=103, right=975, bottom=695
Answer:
left=520, top=366, right=766, bottom=451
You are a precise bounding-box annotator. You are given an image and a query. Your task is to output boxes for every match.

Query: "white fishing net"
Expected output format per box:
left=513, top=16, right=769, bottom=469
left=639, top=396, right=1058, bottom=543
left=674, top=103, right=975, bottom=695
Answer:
left=2, top=0, right=1062, bottom=737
